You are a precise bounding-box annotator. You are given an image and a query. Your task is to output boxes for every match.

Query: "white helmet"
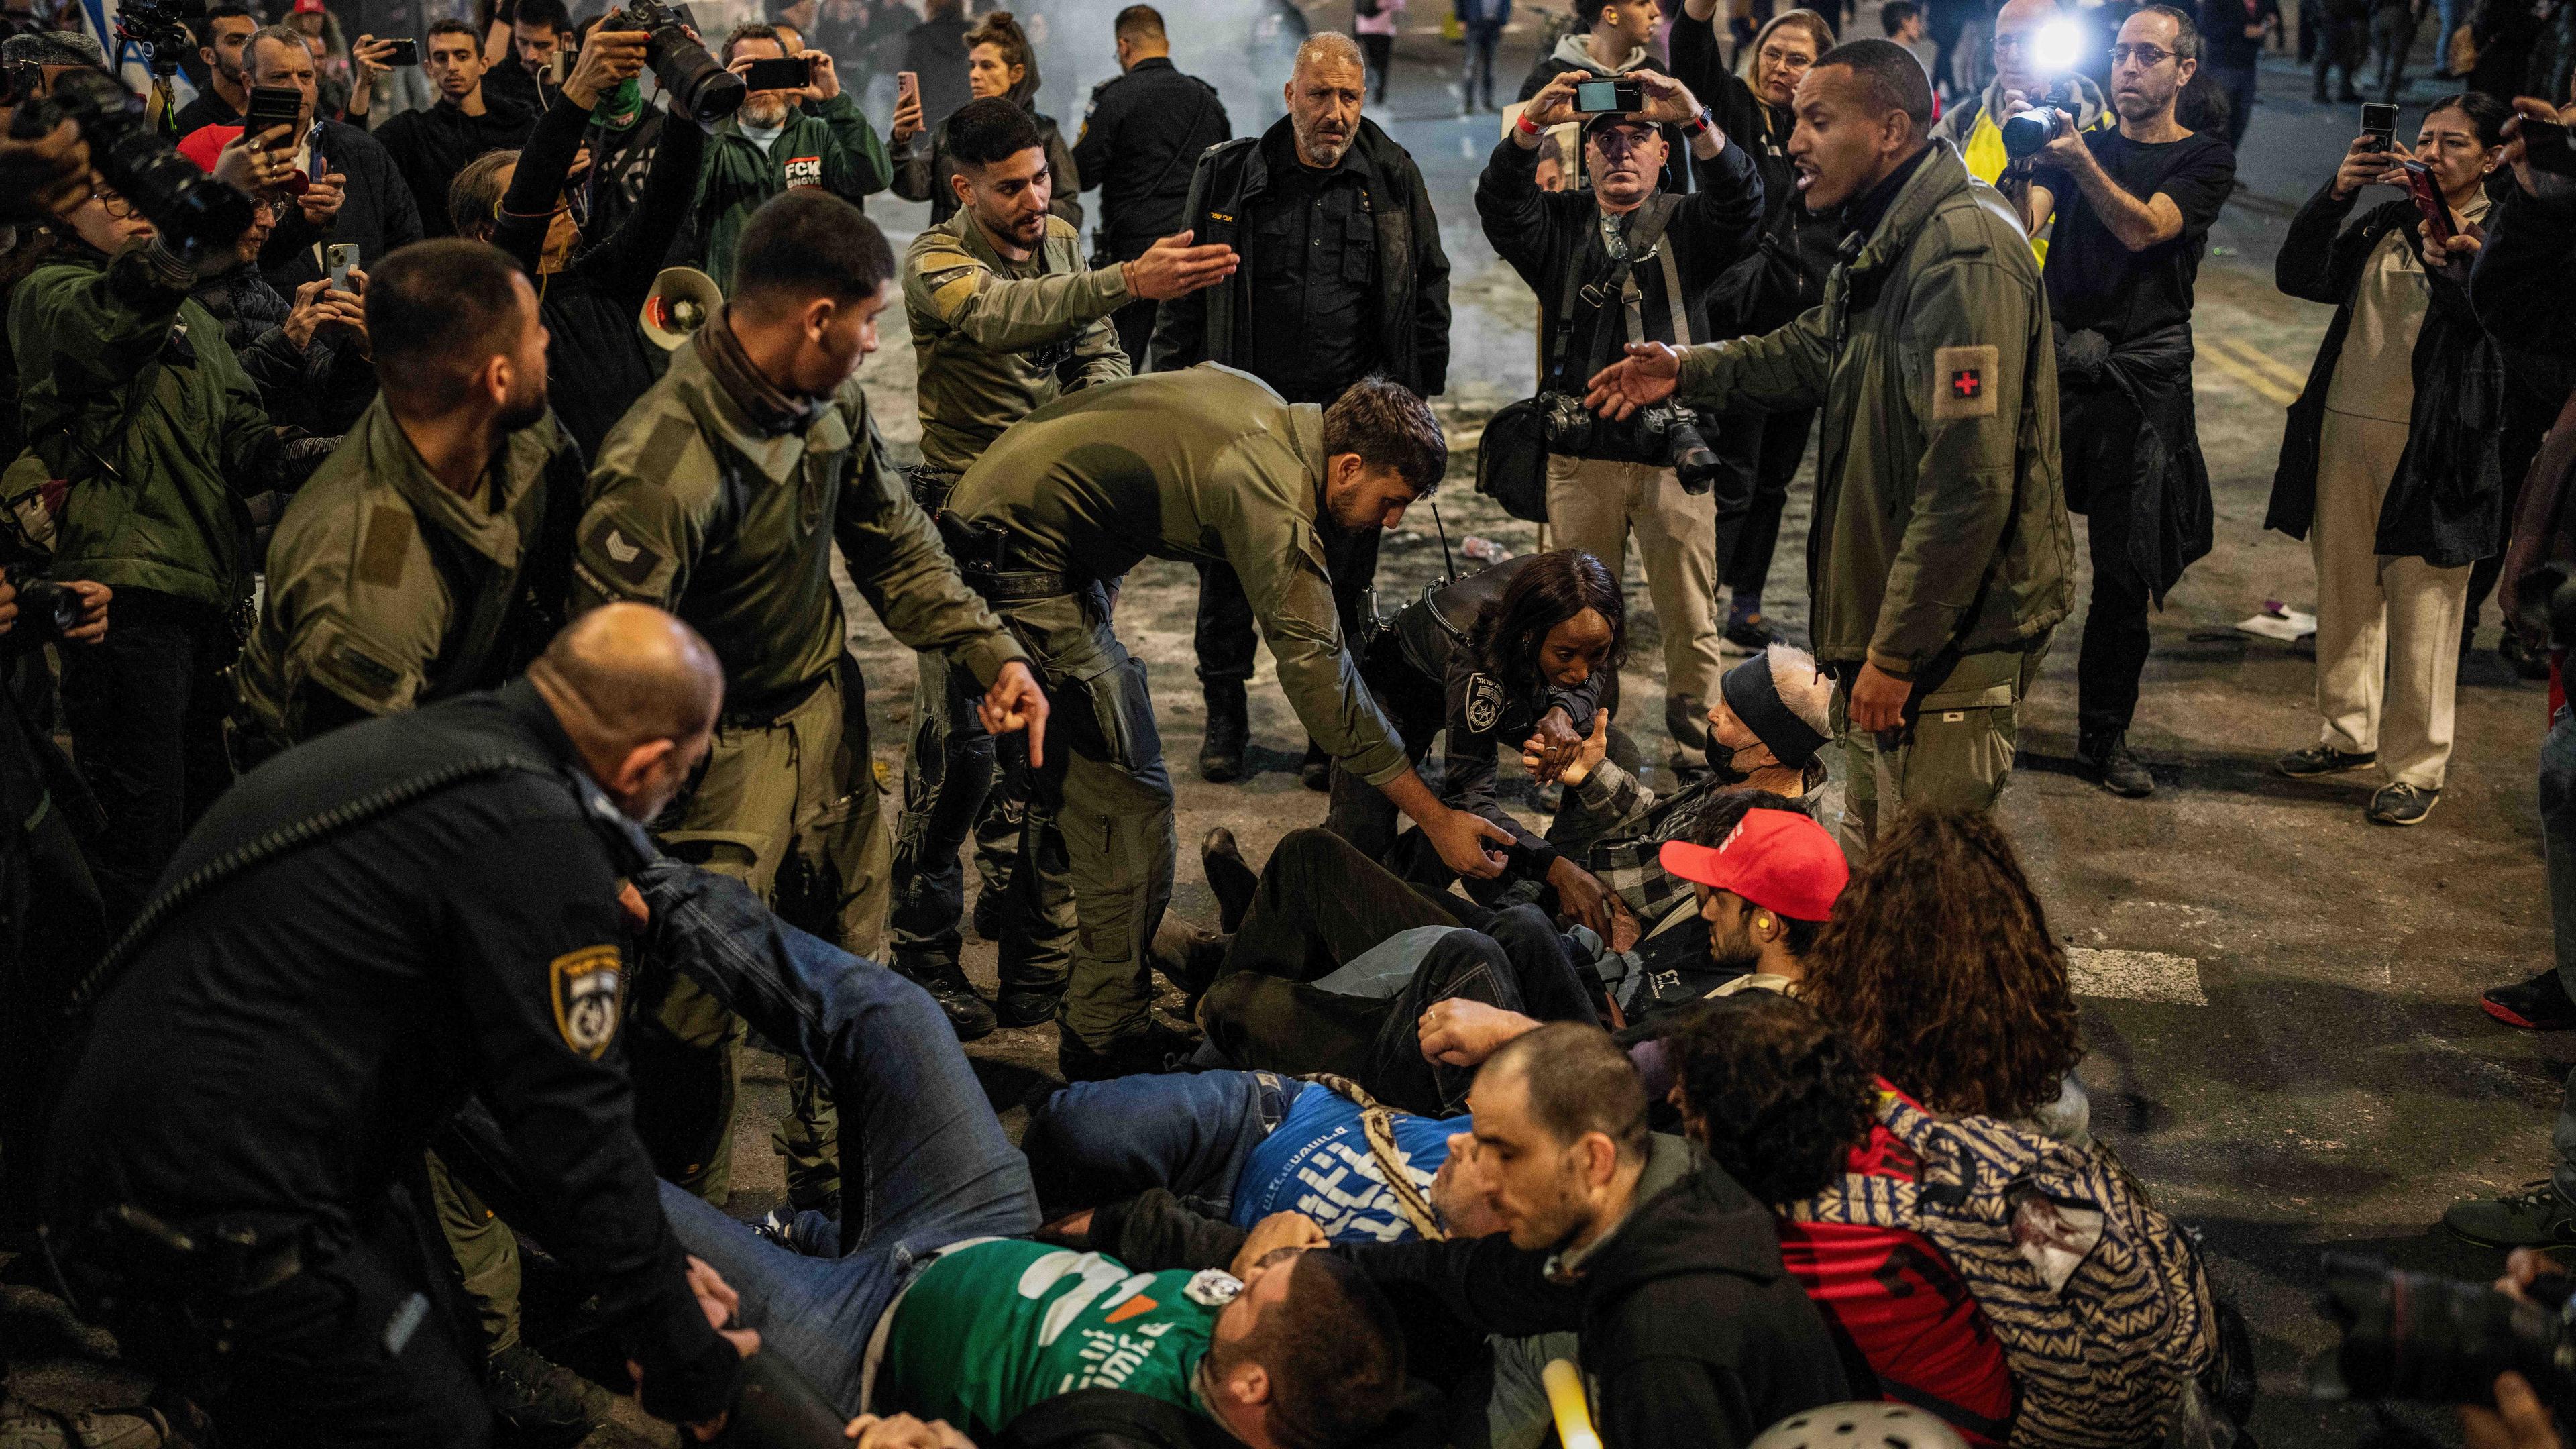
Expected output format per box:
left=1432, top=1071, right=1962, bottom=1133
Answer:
left=1749, top=1404, right=1972, bottom=1449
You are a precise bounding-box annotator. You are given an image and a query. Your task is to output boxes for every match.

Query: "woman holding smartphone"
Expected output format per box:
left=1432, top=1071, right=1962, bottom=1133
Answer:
left=2266, top=91, right=2509, bottom=828
left=885, top=11, right=1081, bottom=229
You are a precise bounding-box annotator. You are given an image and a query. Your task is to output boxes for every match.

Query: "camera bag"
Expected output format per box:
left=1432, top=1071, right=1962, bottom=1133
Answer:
left=1784, top=1092, right=2221, bottom=1449
left=1475, top=194, right=1686, bottom=523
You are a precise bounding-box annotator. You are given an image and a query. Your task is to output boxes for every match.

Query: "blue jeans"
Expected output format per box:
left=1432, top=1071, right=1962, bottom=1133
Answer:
left=2539, top=707, right=2576, bottom=1208
left=1022, top=1070, right=1304, bottom=1220
left=635, top=861, right=1041, bottom=1413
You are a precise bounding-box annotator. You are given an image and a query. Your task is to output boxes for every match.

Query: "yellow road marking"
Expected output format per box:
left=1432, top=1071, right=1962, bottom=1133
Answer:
left=2196, top=340, right=2302, bottom=407
left=2204, top=334, right=2312, bottom=392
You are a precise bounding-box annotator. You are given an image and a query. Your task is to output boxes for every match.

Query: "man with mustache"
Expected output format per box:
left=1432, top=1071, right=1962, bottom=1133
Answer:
left=1587, top=38, right=2071, bottom=857
left=2001, top=5, right=2233, bottom=800
left=1148, top=32, right=1452, bottom=793
left=691, top=21, right=892, bottom=288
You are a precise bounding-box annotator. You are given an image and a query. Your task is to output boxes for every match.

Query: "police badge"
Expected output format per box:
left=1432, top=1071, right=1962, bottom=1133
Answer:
left=549, top=945, right=623, bottom=1059
left=1463, top=672, right=1505, bottom=735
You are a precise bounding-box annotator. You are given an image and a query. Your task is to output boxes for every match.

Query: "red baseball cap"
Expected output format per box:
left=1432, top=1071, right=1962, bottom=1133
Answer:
left=292, top=0, right=327, bottom=15
left=1657, top=810, right=1848, bottom=923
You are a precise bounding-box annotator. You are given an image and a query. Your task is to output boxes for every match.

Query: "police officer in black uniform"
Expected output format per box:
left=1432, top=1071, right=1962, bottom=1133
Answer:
left=1070, top=3, right=1232, bottom=367
left=40, top=604, right=751, bottom=1448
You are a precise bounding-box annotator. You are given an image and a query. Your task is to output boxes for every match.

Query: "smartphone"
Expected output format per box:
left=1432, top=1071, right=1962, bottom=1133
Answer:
left=896, top=69, right=919, bottom=109
left=2399, top=160, right=2457, bottom=245
left=244, top=85, right=303, bottom=144
left=743, top=55, right=812, bottom=91
left=1574, top=76, right=1644, bottom=114
left=382, top=37, right=419, bottom=64
left=326, top=242, right=358, bottom=293
left=2525, top=118, right=2576, bottom=177
left=548, top=50, right=574, bottom=84
left=2359, top=101, right=2398, bottom=153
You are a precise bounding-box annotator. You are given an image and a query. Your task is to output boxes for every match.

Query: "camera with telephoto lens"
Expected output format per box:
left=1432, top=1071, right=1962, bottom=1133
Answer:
left=111, top=0, right=205, bottom=73
left=3, top=67, right=252, bottom=262
left=598, top=0, right=745, bottom=123
left=2001, top=80, right=2078, bottom=159
left=2310, top=1252, right=2576, bottom=1414
left=1536, top=392, right=1725, bottom=495
left=11, top=574, right=84, bottom=639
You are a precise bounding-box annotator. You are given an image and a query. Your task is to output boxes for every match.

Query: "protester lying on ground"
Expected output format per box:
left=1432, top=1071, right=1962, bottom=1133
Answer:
left=1801, top=808, right=2092, bottom=1140
left=1328, top=1022, right=1850, bottom=1449
left=1183, top=825, right=1603, bottom=1114
left=1323, top=548, right=1617, bottom=923
left=448, top=19, right=705, bottom=462
left=626, top=858, right=1423, bottom=1446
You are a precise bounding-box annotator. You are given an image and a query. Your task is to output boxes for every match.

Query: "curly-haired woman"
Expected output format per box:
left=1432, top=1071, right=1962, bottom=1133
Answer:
left=1799, top=810, right=2091, bottom=1142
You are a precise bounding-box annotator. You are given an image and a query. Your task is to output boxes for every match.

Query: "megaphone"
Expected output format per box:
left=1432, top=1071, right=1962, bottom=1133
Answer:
left=639, top=266, right=722, bottom=351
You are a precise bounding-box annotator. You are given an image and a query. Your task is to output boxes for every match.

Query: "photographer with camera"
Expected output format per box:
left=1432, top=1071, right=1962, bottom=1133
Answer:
left=1478, top=67, right=1761, bottom=776
left=9, top=160, right=332, bottom=924
left=692, top=21, right=889, bottom=290
left=1587, top=40, right=2072, bottom=857
left=2000, top=5, right=2233, bottom=800
left=1929, top=0, right=2112, bottom=192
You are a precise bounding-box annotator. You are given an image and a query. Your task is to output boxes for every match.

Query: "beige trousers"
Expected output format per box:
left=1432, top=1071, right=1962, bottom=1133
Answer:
left=2312, top=409, right=2470, bottom=791
left=1544, top=453, right=1725, bottom=763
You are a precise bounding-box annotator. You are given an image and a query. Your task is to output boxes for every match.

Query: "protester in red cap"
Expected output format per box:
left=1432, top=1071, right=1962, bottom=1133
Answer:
left=1656, top=796, right=1847, bottom=998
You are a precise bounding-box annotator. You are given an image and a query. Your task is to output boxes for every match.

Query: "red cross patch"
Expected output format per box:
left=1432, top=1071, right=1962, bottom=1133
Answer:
left=1950, top=368, right=1982, bottom=400
left=1931, top=345, right=2000, bottom=419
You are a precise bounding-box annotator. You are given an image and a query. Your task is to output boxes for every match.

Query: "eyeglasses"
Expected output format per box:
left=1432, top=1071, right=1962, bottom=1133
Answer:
left=93, top=189, right=134, bottom=219
left=1758, top=45, right=1815, bottom=69
left=2108, top=44, right=2176, bottom=65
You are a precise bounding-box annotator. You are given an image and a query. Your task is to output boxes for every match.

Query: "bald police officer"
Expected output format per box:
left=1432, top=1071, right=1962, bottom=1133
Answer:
left=44, top=606, right=752, bottom=1448
left=570, top=191, right=1044, bottom=1208
left=893, top=96, right=1233, bottom=1039
left=1069, top=3, right=1232, bottom=367
left=945, top=366, right=1514, bottom=1080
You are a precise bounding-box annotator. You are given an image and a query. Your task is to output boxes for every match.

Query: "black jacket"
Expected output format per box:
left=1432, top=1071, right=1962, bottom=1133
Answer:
left=494, top=87, right=708, bottom=460
left=1339, top=1157, right=1848, bottom=1449
left=2471, top=184, right=2576, bottom=362
left=1147, top=116, right=1452, bottom=396
left=1071, top=56, right=1233, bottom=258
left=1667, top=21, right=1842, bottom=337
left=1474, top=131, right=1763, bottom=394
left=2268, top=182, right=2504, bottom=568
left=903, top=12, right=974, bottom=132
left=260, top=119, right=426, bottom=295
left=374, top=93, right=539, bottom=237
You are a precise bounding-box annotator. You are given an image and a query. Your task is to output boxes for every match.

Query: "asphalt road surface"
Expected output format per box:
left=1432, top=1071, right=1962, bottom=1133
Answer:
left=4, top=15, right=2557, bottom=1446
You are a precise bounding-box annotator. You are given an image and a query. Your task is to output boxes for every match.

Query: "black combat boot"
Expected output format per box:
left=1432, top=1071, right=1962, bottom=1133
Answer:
left=1199, top=681, right=1248, bottom=783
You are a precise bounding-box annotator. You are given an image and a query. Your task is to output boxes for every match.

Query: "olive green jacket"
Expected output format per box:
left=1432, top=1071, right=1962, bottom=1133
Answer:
left=572, top=330, right=1024, bottom=716
left=1674, top=142, right=2073, bottom=678
left=236, top=398, right=585, bottom=739
left=947, top=364, right=1406, bottom=784
left=902, top=210, right=1130, bottom=474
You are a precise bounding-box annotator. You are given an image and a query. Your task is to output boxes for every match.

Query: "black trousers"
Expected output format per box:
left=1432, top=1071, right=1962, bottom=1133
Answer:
left=1197, top=828, right=1598, bottom=1114
left=1194, top=525, right=1383, bottom=691
left=2067, top=394, right=2154, bottom=741
left=1722, top=407, right=1816, bottom=602
left=1111, top=299, right=1157, bottom=374
left=1360, top=32, right=1394, bottom=101
left=0, top=773, right=105, bottom=1224
left=60, top=588, right=237, bottom=926
left=1322, top=628, right=1446, bottom=866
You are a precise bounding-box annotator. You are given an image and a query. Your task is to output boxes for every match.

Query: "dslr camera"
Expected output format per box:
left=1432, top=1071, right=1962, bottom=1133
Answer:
left=2001, top=81, right=2080, bottom=159
left=1536, top=392, right=1726, bottom=495
left=597, top=0, right=745, bottom=122
left=3, top=67, right=252, bottom=260
left=112, top=0, right=204, bottom=73
left=2312, top=1253, right=2576, bottom=1413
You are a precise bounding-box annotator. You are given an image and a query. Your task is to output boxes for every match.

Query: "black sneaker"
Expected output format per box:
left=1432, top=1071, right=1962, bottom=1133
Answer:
left=1723, top=611, right=1782, bottom=653
left=1201, top=826, right=1258, bottom=934
left=2078, top=732, right=2155, bottom=798
left=897, top=959, right=998, bottom=1041
left=2275, top=743, right=2378, bottom=778
left=1057, top=1020, right=1203, bottom=1083
left=996, top=987, right=1063, bottom=1029
left=2483, top=969, right=2576, bottom=1030
left=2366, top=781, right=2439, bottom=826
left=2444, top=1181, right=2576, bottom=1248
left=486, top=1344, right=607, bottom=1449
left=1300, top=740, right=1330, bottom=792
left=1199, top=685, right=1248, bottom=784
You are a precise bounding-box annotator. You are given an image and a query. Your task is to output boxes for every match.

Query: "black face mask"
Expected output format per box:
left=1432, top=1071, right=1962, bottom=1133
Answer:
left=1703, top=741, right=1750, bottom=784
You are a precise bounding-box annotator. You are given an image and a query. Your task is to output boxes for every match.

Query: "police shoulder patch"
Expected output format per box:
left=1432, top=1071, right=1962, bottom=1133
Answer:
left=1463, top=672, right=1505, bottom=735
left=1931, top=343, right=2001, bottom=421
left=549, top=945, right=623, bottom=1059
left=583, top=512, right=663, bottom=594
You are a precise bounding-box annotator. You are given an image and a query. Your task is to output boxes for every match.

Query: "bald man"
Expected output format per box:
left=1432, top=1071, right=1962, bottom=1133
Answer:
left=1927, top=0, right=2111, bottom=192
left=41, top=606, right=751, bottom=1448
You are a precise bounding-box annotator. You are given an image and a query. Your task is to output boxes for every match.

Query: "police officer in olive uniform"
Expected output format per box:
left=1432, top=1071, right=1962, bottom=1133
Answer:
left=1069, top=3, right=1232, bottom=367
left=571, top=191, right=1043, bottom=1210
left=894, top=97, right=1235, bottom=1040
left=944, top=366, right=1513, bottom=1081
left=229, top=239, right=600, bottom=1440
left=41, top=605, right=749, bottom=1448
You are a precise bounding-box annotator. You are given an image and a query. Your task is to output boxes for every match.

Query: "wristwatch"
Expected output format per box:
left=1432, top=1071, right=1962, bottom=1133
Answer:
left=1682, top=107, right=1715, bottom=138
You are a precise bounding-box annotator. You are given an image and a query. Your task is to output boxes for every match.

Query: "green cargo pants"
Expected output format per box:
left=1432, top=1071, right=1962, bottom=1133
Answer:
left=998, top=589, right=1175, bottom=1050
left=426, top=1149, right=519, bottom=1354
left=1832, top=637, right=2051, bottom=861
left=629, top=655, right=885, bottom=1208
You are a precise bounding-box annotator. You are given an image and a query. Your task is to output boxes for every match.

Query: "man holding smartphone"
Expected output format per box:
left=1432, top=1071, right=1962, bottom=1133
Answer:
left=2001, top=4, right=2234, bottom=800
left=690, top=22, right=890, bottom=288
left=375, top=17, right=535, bottom=237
